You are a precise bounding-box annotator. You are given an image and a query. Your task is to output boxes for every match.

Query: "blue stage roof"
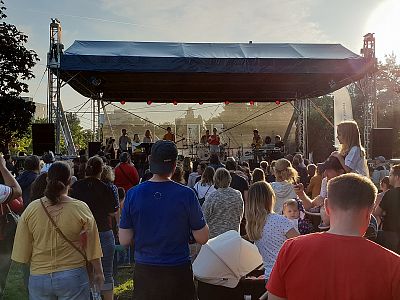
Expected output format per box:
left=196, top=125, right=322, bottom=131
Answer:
left=58, top=41, right=373, bottom=102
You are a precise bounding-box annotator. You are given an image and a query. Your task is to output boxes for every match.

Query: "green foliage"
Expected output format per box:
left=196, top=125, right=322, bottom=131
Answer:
left=3, top=262, right=28, bottom=300
left=0, top=1, right=39, bottom=97
left=0, top=96, right=35, bottom=153
left=59, top=113, right=93, bottom=153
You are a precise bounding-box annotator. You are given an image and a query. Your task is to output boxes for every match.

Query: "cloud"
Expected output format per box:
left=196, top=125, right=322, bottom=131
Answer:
left=97, top=0, right=327, bottom=43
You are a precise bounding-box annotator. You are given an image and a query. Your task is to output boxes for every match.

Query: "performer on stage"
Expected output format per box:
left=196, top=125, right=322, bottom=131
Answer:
left=252, top=129, right=263, bottom=163
left=105, top=137, right=116, bottom=159
left=163, top=127, right=175, bottom=142
left=208, top=128, right=220, bottom=154
left=274, top=135, right=285, bottom=152
left=143, top=129, right=153, bottom=143
left=119, top=128, right=131, bottom=153
left=264, top=136, right=274, bottom=148
left=200, top=130, right=210, bottom=145
left=132, top=134, right=141, bottom=152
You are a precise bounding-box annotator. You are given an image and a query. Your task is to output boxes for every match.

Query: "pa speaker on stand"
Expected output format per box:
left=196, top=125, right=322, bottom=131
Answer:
left=32, top=123, right=55, bottom=156
left=371, top=128, right=393, bottom=159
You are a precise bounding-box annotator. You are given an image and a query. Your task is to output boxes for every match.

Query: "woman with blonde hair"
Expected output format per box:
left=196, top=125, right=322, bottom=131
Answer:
left=270, top=158, right=298, bottom=214
left=332, top=120, right=369, bottom=177
left=245, top=181, right=298, bottom=280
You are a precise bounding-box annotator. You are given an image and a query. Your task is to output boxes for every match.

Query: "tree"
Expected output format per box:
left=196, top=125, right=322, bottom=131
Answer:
left=0, top=1, right=39, bottom=153
left=0, top=96, right=36, bottom=153
left=0, top=1, right=39, bottom=96
left=60, top=113, right=92, bottom=153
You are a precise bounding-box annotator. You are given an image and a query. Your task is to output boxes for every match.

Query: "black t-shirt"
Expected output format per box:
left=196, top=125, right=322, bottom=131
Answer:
left=229, top=172, right=249, bottom=198
left=70, top=177, right=119, bottom=232
left=380, top=187, right=400, bottom=232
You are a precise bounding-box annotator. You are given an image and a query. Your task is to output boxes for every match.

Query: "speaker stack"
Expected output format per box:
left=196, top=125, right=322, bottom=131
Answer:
left=32, top=123, right=55, bottom=156
left=371, top=128, right=393, bottom=159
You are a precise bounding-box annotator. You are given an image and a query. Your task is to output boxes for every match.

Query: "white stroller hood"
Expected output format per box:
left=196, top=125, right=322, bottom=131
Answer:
left=193, top=230, right=263, bottom=288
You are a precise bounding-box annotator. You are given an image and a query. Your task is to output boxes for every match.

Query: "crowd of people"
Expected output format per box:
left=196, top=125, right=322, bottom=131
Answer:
left=0, top=120, right=399, bottom=300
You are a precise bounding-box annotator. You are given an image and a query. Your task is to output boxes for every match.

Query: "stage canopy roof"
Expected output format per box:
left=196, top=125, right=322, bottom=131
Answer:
left=58, top=41, right=373, bottom=103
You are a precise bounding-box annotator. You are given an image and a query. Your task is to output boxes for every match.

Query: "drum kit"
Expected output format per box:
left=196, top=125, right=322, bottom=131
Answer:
left=190, top=143, right=228, bottom=162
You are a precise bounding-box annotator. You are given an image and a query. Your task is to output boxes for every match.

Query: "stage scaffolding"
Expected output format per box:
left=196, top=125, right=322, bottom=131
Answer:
left=47, top=19, right=377, bottom=159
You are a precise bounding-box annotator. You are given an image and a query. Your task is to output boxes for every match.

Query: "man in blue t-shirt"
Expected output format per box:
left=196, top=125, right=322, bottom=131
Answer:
left=119, top=140, right=209, bottom=300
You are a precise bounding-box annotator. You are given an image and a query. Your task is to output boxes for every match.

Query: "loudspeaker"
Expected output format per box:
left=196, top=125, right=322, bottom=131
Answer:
left=32, top=123, right=55, bottom=156
left=88, top=142, right=102, bottom=157
left=371, top=128, right=393, bottom=159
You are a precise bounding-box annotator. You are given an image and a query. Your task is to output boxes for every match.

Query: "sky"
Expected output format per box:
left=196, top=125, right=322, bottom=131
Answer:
left=4, top=0, right=400, bottom=127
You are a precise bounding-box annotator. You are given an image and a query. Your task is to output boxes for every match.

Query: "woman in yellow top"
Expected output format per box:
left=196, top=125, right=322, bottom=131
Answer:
left=12, top=162, right=104, bottom=300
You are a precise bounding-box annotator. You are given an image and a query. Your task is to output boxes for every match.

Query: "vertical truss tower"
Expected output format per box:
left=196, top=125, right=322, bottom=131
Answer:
left=47, top=19, right=76, bottom=155
left=360, top=33, right=377, bottom=158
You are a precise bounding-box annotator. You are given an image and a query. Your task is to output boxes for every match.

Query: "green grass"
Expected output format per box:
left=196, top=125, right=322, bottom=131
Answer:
left=3, top=262, right=28, bottom=300
left=3, top=263, right=134, bottom=300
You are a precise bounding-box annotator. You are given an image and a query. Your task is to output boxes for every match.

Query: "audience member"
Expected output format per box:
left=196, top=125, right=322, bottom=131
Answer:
left=245, top=181, right=298, bottom=280
left=182, top=157, right=193, bottom=184
left=209, top=153, right=225, bottom=170
left=375, top=165, right=400, bottom=254
left=12, top=162, right=104, bottom=299
left=16, top=155, right=40, bottom=207
left=119, top=140, right=208, bottom=300
left=193, top=166, right=216, bottom=206
left=172, top=165, right=186, bottom=184
left=267, top=173, right=400, bottom=300
left=306, top=164, right=322, bottom=198
left=270, top=158, right=298, bottom=214
left=202, top=168, right=244, bottom=239
left=70, top=156, right=119, bottom=300
left=252, top=167, right=266, bottom=183
left=114, top=152, right=139, bottom=193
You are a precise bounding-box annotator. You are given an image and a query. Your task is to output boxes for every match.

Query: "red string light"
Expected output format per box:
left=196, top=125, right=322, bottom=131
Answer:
left=120, top=100, right=126, bottom=105
left=275, top=100, right=281, bottom=105
left=199, top=101, right=204, bottom=105
left=224, top=101, right=230, bottom=105
left=250, top=100, right=255, bottom=105
left=147, top=100, right=152, bottom=105
left=173, top=100, right=178, bottom=105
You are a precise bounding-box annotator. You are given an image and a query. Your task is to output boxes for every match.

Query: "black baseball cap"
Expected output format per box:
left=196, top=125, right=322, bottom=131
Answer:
left=149, top=140, right=178, bottom=174
left=318, top=155, right=345, bottom=173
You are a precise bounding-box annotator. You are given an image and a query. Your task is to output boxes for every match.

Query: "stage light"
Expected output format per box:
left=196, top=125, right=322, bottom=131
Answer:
left=147, top=100, right=152, bottom=105
left=224, top=101, right=230, bottom=105
left=275, top=100, right=281, bottom=105
left=120, top=100, right=126, bottom=105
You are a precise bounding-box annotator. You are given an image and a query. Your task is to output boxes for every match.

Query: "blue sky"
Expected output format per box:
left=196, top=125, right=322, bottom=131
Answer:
left=5, top=0, right=400, bottom=126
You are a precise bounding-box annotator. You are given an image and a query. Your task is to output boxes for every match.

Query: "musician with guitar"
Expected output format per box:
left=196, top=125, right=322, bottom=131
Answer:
left=252, top=129, right=263, bottom=163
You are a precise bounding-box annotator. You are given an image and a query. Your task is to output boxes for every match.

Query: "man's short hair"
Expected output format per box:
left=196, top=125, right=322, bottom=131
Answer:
left=24, top=155, right=40, bottom=171
left=327, top=173, right=377, bottom=211
left=392, top=164, right=400, bottom=177
left=225, top=160, right=237, bottom=171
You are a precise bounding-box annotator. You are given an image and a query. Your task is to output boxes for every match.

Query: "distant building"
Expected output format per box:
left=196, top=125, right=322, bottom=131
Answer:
left=22, top=97, right=48, bottom=120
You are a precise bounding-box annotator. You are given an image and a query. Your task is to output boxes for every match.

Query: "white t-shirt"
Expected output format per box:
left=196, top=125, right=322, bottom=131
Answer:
left=193, top=182, right=216, bottom=200
left=254, top=213, right=294, bottom=279
left=345, top=146, right=369, bottom=177
left=0, top=184, right=12, bottom=204
left=320, top=177, right=328, bottom=198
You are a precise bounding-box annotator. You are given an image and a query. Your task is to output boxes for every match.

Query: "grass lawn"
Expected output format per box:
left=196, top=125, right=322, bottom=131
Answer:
left=3, top=263, right=134, bottom=300
left=3, top=262, right=28, bottom=300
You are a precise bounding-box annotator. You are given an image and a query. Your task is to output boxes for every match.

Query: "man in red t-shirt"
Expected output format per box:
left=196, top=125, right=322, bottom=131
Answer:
left=114, top=152, right=140, bottom=193
left=267, top=173, right=400, bottom=300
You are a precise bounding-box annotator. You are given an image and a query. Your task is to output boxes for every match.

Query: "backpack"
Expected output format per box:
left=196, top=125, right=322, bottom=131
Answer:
left=194, top=184, right=212, bottom=206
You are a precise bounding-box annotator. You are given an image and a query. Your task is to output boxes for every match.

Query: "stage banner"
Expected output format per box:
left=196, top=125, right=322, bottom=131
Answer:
left=333, top=87, right=353, bottom=147
left=187, top=124, right=200, bottom=144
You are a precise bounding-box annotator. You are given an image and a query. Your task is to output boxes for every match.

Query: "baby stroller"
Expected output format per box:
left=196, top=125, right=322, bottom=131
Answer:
left=193, top=230, right=266, bottom=300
